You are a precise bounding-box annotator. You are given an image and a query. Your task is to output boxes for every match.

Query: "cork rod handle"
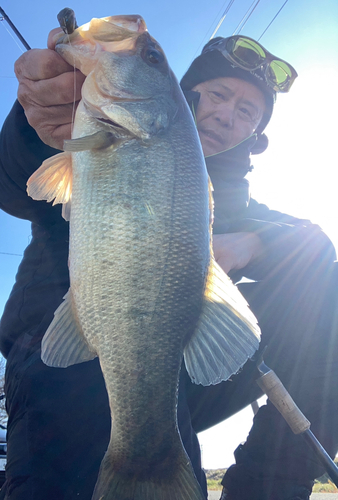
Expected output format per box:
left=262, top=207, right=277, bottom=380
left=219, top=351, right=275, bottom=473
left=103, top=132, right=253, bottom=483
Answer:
left=256, top=370, right=310, bottom=435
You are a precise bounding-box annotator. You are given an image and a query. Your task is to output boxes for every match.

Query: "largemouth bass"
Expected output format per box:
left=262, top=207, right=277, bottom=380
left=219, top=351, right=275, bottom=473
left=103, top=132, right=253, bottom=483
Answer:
left=27, top=13, right=260, bottom=500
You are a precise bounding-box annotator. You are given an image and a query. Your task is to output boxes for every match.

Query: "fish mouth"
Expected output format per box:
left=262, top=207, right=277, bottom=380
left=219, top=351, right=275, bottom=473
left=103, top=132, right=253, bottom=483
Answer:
left=55, top=14, right=147, bottom=48
left=83, top=100, right=129, bottom=134
left=84, top=97, right=152, bottom=140
left=96, top=117, right=136, bottom=139
left=97, top=117, right=124, bottom=129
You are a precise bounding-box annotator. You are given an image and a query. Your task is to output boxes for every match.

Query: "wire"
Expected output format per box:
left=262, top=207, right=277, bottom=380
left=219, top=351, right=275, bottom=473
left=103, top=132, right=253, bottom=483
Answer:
left=65, top=32, right=77, bottom=137
left=0, top=18, right=24, bottom=53
left=210, top=0, right=236, bottom=39
left=232, top=0, right=262, bottom=35
left=191, top=0, right=237, bottom=60
left=0, top=7, right=30, bottom=50
left=0, top=251, right=22, bottom=257
left=231, top=0, right=257, bottom=34
left=258, top=0, right=290, bottom=41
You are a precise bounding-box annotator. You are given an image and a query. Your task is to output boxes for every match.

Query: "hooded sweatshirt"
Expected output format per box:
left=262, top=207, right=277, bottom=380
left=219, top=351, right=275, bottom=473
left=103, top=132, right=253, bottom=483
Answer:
left=0, top=100, right=335, bottom=358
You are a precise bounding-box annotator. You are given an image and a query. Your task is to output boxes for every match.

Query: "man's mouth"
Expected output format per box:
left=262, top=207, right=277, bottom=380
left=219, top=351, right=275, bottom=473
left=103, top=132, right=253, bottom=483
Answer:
left=199, top=128, right=225, bottom=146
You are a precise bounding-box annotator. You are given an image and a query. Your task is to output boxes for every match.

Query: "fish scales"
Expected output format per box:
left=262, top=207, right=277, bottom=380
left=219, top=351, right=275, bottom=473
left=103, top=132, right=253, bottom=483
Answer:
left=27, top=13, right=261, bottom=500
left=70, top=105, right=209, bottom=345
left=70, top=96, right=209, bottom=490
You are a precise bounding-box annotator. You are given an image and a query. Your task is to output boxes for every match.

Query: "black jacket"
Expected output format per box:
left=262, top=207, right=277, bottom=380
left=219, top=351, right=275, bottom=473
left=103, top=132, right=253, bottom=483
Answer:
left=0, top=100, right=336, bottom=358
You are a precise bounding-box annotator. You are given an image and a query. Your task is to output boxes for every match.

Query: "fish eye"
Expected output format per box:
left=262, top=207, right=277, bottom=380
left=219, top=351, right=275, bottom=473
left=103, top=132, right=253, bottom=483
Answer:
left=145, top=49, right=164, bottom=65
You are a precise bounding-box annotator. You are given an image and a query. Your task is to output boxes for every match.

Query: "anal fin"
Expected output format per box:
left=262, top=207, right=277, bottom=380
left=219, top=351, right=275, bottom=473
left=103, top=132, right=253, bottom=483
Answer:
left=41, top=290, right=97, bottom=368
left=184, top=259, right=261, bottom=386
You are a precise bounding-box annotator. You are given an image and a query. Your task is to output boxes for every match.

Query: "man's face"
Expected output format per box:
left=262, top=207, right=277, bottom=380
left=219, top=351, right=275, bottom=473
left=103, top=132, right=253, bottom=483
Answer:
left=193, top=77, right=266, bottom=156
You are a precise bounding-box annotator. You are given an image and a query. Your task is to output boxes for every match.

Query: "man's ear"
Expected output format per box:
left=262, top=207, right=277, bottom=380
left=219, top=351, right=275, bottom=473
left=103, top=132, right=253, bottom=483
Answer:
left=251, top=133, right=269, bottom=155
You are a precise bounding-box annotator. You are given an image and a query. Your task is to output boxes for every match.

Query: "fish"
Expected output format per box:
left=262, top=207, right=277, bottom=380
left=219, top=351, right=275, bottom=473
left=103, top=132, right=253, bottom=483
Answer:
left=27, top=13, right=260, bottom=500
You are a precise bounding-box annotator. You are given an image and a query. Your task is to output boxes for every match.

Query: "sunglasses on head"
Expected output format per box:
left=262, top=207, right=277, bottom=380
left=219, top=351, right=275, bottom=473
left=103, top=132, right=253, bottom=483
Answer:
left=203, top=35, right=298, bottom=93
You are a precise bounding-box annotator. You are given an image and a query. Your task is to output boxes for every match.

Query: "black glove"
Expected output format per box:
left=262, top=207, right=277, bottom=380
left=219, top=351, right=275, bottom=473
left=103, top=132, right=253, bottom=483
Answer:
left=220, top=444, right=313, bottom=500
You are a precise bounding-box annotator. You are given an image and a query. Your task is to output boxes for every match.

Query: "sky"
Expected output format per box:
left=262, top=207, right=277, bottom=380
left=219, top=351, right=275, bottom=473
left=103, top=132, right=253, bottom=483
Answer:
left=0, top=0, right=337, bottom=470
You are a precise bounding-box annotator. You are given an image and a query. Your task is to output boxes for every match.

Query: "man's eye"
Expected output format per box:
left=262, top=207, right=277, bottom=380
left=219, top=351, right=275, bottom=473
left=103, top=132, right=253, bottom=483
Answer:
left=239, top=107, right=254, bottom=120
left=209, top=91, right=226, bottom=101
left=240, top=107, right=250, bottom=116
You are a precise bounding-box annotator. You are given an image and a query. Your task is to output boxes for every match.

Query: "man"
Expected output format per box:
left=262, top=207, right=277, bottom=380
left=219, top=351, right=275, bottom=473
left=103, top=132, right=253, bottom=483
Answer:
left=0, top=28, right=337, bottom=500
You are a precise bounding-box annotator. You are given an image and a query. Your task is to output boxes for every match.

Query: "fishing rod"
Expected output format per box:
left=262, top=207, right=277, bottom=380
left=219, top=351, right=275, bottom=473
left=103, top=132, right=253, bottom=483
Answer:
left=0, top=6, right=30, bottom=50
left=255, top=355, right=338, bottom=487
left=0, top=7, right=77, bottom=54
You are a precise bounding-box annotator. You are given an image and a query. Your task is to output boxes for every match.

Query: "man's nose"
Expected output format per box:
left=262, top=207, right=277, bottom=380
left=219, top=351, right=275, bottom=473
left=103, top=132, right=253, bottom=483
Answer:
left=213, top=104, right=235, bottom=128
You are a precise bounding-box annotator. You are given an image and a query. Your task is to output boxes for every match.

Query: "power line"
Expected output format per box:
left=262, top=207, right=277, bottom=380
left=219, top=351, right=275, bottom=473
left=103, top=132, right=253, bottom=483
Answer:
left=0, top=251, right=22, bottom=257
left=192, top=0, right=237, bottom=60
left=232, top=0, right=262, bottom=35
left=210, top=0, right=236, bottom=39
left=232, top=0, right=256, bottom=35
left=258, top=0, right=290, bottom=41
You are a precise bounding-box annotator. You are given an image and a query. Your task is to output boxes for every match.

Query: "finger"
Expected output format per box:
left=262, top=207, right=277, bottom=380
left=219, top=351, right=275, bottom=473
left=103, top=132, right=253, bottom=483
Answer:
left=23, top=102, right=79, bottom=150
left=37, top=122, right=73, bottom=151
left=15, top=48, right=74, bottom=81
left=47, top=27, right=64, bottom=50
left=23, top=101, right=80, bottom=130
left=216, top=257, right=231, bottom=275
left=18, top=70, right=85, bottom=107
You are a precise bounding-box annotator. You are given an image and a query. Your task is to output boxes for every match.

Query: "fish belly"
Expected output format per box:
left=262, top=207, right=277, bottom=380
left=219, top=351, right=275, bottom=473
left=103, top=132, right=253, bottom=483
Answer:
left=68, top=120, right=209, bottom=497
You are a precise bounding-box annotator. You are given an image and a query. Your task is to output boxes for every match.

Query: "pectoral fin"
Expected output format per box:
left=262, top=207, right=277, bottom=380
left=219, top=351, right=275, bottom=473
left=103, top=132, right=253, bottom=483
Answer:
left=27, top=152, right=73, bottom=221
left=184, top=259, right=260, bottom=386
left=41, top=290, right=97, bottom=368
left=63, top=131, right=116, bottom=151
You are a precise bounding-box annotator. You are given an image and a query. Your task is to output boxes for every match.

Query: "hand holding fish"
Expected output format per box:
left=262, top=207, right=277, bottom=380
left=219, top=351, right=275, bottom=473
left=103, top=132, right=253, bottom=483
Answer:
left=213, top=232, right=264, bottom=274
left=14, top=28, right=85, bottom=150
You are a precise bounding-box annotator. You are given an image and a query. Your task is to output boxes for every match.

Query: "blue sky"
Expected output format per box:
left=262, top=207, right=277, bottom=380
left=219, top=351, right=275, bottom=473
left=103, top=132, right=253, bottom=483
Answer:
left=0, top=0, right=337, bottom=468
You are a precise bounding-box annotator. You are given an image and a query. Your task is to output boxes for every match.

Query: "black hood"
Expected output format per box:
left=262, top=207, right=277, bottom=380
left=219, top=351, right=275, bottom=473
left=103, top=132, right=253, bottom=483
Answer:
left=180, top=45, right=275, bottom=136
left=206, top=138, right=253, bottom=231
left=183, top=90, right=255, bottom=230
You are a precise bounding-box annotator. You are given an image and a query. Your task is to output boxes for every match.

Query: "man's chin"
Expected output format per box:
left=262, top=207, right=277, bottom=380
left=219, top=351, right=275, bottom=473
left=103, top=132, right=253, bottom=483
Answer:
left=202, top=142, right=229, bottom=157
left=200, top=137, right=228, bottom=157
